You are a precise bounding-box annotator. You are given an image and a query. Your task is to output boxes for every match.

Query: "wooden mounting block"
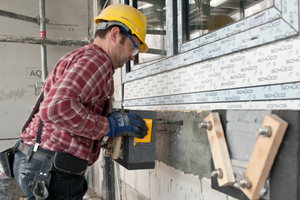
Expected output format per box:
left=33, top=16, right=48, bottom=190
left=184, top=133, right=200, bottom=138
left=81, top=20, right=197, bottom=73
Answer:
left=240, top=114, right=288, bottom=200
left=205, top=112, right=235, bottom=186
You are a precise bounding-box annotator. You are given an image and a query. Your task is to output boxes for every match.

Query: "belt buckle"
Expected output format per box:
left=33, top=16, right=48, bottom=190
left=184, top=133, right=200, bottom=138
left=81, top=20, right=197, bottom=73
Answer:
left=33, top=143, right=39, bottom=152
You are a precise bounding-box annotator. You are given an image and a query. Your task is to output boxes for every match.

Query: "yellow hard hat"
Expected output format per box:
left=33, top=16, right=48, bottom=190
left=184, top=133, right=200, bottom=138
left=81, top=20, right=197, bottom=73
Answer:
left=94, top=4, right=149, bottom=53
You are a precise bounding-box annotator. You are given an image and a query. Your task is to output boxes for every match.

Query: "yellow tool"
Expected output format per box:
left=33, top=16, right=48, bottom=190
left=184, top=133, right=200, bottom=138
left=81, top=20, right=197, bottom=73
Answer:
left=134, top=119, right=153, bottom=146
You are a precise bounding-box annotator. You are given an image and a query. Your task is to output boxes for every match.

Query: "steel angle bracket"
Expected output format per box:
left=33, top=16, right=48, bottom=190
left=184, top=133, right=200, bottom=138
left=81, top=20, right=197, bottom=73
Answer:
left=203, top=112, right=235, bottom=187
left=240, top=114, right=288, bottom=200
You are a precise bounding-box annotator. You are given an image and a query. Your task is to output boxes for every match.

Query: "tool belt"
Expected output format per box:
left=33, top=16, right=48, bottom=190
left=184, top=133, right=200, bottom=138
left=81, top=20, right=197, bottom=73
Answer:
left=18, top=142, right=89, bottom=199
left=18, top=142, right=89, bottom=175
left=17, top=92, right=93, bottom=199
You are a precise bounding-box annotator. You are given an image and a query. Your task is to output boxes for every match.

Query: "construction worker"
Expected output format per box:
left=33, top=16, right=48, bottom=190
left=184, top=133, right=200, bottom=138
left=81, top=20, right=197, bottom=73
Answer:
left=13, top=4, right=148, bottom=200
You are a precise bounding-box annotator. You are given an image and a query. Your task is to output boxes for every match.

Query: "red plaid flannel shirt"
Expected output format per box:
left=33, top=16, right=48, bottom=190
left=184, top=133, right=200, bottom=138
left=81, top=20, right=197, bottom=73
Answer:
left=20, top=44, right=114, bottom=165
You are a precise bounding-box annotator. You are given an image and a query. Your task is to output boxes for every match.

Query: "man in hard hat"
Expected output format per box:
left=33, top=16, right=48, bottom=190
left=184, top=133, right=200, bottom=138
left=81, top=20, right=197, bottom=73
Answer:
left=13, top=4, right=148, bottom=199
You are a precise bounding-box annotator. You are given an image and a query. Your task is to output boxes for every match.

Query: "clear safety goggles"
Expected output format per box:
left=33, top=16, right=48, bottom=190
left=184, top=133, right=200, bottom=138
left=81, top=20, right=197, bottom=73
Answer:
left=120, top=28, right=140, bottom=56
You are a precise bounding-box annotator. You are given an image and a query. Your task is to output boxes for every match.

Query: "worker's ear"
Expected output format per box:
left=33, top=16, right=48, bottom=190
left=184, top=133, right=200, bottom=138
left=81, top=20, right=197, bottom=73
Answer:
left=110, top=27, right=120, bottom=44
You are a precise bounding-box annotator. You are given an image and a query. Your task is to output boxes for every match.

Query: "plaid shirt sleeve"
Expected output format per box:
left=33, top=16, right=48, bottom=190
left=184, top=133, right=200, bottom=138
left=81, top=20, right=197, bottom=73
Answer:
left=40, top=46, right=114, bottom=140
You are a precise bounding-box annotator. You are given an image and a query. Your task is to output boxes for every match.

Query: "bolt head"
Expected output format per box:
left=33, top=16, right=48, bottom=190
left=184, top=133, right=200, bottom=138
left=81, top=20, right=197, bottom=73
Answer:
left=199, top=121, right=212, bottom=130
left=211, top=170, right=219, bottom=178
left=211, top=168, right=223, bottom=179
left=256, top=126, right=272, bottom=137
left=238, top=178, right=252, bottom=189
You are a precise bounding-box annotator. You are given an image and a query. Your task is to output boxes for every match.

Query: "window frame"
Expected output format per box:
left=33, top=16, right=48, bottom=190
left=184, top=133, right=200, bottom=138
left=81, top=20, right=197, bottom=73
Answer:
left=121, top=0, right=176, bottom=73
left=177, top=0, right=299, bottom=53
left=122, top=0, right=299, bottom=83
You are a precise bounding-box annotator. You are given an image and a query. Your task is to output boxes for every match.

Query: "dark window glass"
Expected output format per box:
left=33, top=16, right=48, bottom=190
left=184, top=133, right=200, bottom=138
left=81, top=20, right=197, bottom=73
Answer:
left=184, top=0, right=273, bottom=41
left=137, top=0, right=166, bottom=64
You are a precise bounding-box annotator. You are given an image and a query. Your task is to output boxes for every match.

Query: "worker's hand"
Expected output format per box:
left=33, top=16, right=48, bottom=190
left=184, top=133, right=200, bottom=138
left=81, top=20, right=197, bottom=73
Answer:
left=107, top=112, right=148, bottom=138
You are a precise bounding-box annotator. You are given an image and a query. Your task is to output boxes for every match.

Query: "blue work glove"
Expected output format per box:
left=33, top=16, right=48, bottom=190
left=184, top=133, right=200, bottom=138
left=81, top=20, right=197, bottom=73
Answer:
left=107, top=112, right=148, bottom=138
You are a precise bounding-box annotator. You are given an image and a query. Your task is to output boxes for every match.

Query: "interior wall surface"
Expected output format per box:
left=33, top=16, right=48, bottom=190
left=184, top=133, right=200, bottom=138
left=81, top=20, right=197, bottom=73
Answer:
left=0, top=0, right=89, bottom=150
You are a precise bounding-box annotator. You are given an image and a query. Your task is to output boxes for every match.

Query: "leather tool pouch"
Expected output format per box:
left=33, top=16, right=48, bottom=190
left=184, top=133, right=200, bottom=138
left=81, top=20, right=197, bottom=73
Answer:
left=51, top=152, right=89, bottom=176
left=0, top=147, right=15, bottom=178
left=32, top=153, right=53, bottom=200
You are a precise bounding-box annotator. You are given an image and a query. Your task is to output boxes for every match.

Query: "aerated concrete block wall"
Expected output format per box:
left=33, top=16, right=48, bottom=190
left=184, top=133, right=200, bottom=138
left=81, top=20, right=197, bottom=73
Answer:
left=109, top=0, right=300, bottom=199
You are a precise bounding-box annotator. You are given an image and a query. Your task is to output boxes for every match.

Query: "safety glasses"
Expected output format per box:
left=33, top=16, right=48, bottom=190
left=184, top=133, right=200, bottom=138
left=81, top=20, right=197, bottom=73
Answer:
left=120, top=28, right=140, bottom=56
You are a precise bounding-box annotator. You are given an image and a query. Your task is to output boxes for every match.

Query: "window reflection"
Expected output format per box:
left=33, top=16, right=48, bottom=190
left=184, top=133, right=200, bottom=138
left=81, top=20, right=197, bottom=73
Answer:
left=186, top=0, right=273, bottom=41
left=137, top=1, right=166, bottom=64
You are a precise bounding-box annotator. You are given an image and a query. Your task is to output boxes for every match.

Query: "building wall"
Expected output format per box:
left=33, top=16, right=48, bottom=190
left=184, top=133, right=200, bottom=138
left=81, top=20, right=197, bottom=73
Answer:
left=1, top=0, right=300, bottom=200
left=107, top=0, right=300, bottom=200
left=118, top=161, right=238, bottom=200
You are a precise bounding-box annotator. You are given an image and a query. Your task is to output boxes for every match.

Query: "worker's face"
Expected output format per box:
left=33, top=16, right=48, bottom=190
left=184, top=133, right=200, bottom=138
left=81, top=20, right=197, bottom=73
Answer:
left=115, top=33, right=141, bottom=69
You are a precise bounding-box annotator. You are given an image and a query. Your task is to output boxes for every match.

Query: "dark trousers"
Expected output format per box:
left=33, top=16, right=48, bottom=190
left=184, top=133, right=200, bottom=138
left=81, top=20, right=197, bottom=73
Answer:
left=13, top=150, right=88, bottom=200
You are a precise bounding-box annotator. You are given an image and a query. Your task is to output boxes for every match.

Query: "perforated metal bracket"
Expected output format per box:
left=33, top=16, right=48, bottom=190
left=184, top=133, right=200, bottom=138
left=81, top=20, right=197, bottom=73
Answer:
left=240, top=114, right=288, bottom=200
left=202, top=112, right=235, bottom=186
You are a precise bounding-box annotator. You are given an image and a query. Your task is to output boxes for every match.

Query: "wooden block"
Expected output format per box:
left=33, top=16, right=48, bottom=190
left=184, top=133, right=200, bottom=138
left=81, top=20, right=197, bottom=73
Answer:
left=205, top=112, right=235, bottom=186
left=240, top=114, right=288, bottom=200
left=105, top=137, right=122, bottom=159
